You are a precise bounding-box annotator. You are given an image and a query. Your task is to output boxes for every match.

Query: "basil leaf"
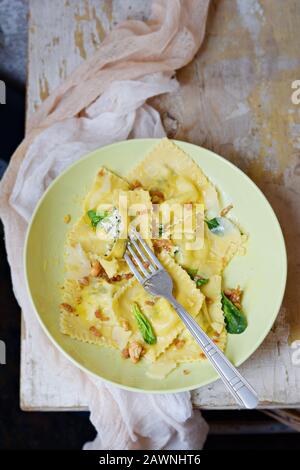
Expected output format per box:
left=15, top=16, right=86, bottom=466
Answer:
left=132, top=303, right=157, bottom=345
left=196, top=278, right=209, bottom=287
left=87, top=209, right=108, bottom=228
left=221, top=292, right=247, bottom=334
left=205, top=217, right=220, bottom=231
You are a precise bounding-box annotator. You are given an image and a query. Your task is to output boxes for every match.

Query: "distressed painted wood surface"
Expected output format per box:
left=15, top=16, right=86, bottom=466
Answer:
left=21, top=0, right=300, bottom=410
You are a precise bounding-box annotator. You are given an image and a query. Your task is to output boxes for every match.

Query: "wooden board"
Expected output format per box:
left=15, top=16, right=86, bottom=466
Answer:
left=21, top=0, right=300, bottom=410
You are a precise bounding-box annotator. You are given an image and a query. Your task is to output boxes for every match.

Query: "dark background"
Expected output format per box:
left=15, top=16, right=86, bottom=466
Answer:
left=1, top=0, right=300, bottom=450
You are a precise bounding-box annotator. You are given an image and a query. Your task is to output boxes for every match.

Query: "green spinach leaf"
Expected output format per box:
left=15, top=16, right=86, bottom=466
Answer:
left=186, top=269, right=209, bottom=287
left=205, top=217, right=220, bottom=231
left=196, top=278, right=209, bottom=287
left=221, top=292, right=247, bottom=334
left=132, top=303, right=157, bottom=345
left=87, top=209, right=108, bottom=228
left=186, top=268, right=198, bottom=279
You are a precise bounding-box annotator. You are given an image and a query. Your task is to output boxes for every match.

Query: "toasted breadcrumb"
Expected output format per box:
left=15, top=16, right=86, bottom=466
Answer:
left=128, top=341, right=143, bottom=364
left=89, top=326, right=101, bottom=337
left=90, top=260, right=102, bottom=277
left=95, top=309, right=109, bottom=321
left=224, top=286, right=243, bottom=308
left=121, top=348, right=130, bottom=359
left=173, top=339, right=185, bottom=350
left=78, top=276, right=89, bottom=286
left=150, top=190, right=165, bottom=203
left=121, top=320, right=130, bottom=331
left=63, top=214, right=71, bottom=224
left=130, top=180, right=142, bottom=190
left=153, top=239, right=173, bottom=252
left=220, top=204, right=233, bottom=217
left=60, top=303, right=75, bottom=313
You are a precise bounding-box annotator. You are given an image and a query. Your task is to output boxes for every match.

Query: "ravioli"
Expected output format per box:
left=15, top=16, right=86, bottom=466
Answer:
left=60, top=277, right=131, bottom=349
left=146, top=275, right=227, bottom=379
left=126, top=139, right=211, bottom=204
left=112, top=252, right=204, bottom=362
left=173, top=222, right=244, bottom=276
left=60, top=138, right=246, bottom=379
left=67, top=168, right=128, bottom=257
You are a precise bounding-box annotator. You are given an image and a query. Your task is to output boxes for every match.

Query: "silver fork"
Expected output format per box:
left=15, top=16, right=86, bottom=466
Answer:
left=124, top=227, right=258, bottom=409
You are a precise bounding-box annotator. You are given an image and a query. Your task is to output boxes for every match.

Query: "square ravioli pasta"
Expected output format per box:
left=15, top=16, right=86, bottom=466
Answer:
left=126, top=138, right=215, bottom=205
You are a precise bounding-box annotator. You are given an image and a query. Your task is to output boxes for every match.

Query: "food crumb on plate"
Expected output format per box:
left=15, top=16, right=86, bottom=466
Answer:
left=64, top=214, right=71, bottom=224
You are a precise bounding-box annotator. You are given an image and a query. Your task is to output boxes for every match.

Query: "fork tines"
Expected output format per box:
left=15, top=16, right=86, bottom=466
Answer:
left=124, top=227, right=162, bottom=283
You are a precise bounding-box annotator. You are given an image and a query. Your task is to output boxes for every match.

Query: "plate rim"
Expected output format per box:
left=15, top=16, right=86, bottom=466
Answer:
left=24, top=138, right=287, bottom=394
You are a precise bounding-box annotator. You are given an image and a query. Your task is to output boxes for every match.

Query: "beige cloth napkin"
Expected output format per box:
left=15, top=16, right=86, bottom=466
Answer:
left=0, top=0, right=210, bottom=450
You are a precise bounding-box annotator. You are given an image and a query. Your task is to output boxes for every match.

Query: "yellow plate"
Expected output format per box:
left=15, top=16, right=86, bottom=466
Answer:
left=24, top=139, right=287, bottom=393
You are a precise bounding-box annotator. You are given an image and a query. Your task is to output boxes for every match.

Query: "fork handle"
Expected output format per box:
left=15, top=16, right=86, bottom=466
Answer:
left=167, top=296, right=258, bottom=409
